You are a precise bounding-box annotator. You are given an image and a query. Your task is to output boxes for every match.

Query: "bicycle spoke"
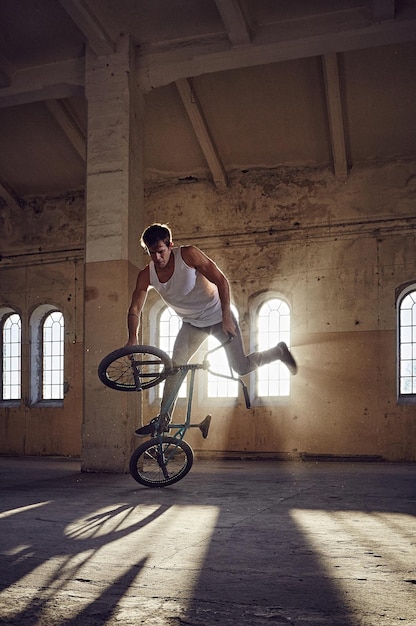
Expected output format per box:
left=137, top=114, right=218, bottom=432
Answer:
left=130, top=437, right=193, bottom=487
left=98, top=345, right=173, bottom=392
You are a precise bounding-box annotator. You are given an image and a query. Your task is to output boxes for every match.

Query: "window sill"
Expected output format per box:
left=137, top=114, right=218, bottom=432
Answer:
left=31, top=400, right=64, bottom=408
left=397, top=395, right=416, bottom=405
left=0, top=400, right=22, bottom=407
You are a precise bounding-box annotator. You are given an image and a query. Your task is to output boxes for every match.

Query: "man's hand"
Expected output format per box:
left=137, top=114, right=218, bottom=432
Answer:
left=222, top=313, right=237, bottom=337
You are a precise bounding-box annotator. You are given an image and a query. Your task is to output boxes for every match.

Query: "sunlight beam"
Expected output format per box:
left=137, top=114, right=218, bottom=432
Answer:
left=290, top=508, right=416, bottom=621
left=0, top=501, right=51, bottom=519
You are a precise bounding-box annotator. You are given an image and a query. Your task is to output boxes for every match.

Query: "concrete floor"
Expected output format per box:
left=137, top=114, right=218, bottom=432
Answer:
left=0, top=456, right=415, bottom=626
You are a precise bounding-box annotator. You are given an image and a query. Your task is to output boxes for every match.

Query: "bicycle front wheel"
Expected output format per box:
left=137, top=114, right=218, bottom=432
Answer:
left=129, top=436, right=194, bottom=488
left=98, top=345, right=173, bottom=392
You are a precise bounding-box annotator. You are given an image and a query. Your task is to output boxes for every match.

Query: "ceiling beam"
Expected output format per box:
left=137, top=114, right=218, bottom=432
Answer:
left=0, top=4, right=413, bottom=106
left=58, top=0, right=116, bottom=56
left=175, top=78, right=227, bottom=189
left=0, top=58, right=84, bottom=108
left=138, top=14, right=416, bottom=91
left=45, top=99, right=86, bottom=160
left=0, top=180, right=22, bottom=211
left=322, top=53, right=348, bottom=181
left=214, top=0, right=251, bottom=45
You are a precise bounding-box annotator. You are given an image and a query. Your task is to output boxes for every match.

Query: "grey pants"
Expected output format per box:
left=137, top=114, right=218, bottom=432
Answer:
left=160, top=316, right=281, bottom=416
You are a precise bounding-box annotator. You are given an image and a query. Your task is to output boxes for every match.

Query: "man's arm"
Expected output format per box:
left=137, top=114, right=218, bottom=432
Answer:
left=126, top=266, right=150, bottom=346
left=181, top=245, right=237, bottom=336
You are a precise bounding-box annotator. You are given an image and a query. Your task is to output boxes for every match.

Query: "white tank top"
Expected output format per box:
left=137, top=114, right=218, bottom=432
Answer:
left=149, top=247, right=223, bottom=327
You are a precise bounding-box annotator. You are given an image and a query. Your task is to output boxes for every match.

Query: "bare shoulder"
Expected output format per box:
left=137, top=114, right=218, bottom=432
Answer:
left=181, top=245, right=210, bottom=267
left=135, top=264, right=151, bottom=289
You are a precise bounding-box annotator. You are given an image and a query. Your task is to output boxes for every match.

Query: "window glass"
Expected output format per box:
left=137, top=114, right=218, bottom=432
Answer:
left=256, top=298, right=291, bottom=397
left=42, top=311, right=64, bottom=400
left=399, top=290, right=416, bottom=396
left=2, top=313, right=21, bottom=401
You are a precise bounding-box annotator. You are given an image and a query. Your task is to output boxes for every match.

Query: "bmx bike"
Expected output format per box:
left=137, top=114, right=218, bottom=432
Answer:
left=98, top=338, right=250, bottom=488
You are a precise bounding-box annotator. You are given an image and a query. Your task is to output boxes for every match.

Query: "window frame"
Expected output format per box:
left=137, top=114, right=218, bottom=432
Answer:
left=397, top=283, right=416, bottom=404
left=42, top=310, right=65, bottom=401
left=149, top=300, right=241, bottom=408
left=0, top=308, right=22, bottom=405
left=148, top=300, right=187, bottom=406
left=30, top=305, right=65, bottom=406
left=201, top=304, right=240, bottom=404
left=158, top=304, right=187, bottom=401
left=249, top=292, right=293, bottom=406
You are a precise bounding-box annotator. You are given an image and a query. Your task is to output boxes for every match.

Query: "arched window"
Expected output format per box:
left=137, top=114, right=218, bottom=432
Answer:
left=1, top=311, right=21, bottom=401
left=255, top=297, right=292, bottom=398
left=398, top=286, right=416, bottom=401
left=42, top=311, right=64, bottom=400
left=30, top=306, right=64, bottom=404
left=159, top=305, right=182, bottom=356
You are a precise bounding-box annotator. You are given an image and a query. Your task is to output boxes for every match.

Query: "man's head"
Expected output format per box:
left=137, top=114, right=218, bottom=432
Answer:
left=141, top=223, right=173, bottom=269
left=140, top=223, right=172, bottom=251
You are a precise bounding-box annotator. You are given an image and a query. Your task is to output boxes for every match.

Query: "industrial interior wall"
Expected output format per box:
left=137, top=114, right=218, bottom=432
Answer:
left=0, top=193, right=84, bottom=457
left=1, top=161, right=416, bottom=461
left=142, top=160, right=416, bottom=462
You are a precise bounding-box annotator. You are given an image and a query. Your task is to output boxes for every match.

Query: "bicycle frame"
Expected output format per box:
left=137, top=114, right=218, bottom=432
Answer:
left=99, top=337, right=251, bottom=487
left=153, top=336, right=250, bottom=439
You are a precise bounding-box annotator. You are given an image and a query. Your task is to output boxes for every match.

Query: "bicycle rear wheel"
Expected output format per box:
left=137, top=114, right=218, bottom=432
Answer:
left=129, top=436, right=194, bottom=488
left=98, top=345, right=173, bottom=392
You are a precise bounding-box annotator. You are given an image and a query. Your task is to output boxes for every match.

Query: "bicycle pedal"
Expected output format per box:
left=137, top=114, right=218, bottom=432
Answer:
left=198, top=414, right=212, bottom=439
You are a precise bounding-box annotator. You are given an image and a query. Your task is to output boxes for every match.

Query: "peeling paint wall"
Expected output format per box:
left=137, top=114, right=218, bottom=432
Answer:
left=0, top=193, right=84, bottom=457
left=1, top=161, right=416, bottom=461
left=142, top=161, right=416, bottom=462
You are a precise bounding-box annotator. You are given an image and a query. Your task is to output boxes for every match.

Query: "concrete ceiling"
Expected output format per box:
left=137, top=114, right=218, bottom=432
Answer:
left=0, top=0, right=415, bottom=204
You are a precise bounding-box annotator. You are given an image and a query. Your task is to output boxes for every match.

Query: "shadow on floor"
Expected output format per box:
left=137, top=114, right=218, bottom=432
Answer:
left=0, top=456, right=415, bottom=625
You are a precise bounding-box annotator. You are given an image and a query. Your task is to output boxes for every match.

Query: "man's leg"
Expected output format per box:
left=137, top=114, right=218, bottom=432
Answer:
left=135, top=323, right=209, bottom=435
left=210, top=317, right=297, bottom=376
left=160, top=322, right=209, bottom=417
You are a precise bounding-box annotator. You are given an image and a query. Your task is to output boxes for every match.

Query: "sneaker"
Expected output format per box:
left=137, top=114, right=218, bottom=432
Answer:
left=135, top=418, right=157, bottom=436
left=277, top=342, right=298, bottom=375
left=135, top=414, right=170, bottom=437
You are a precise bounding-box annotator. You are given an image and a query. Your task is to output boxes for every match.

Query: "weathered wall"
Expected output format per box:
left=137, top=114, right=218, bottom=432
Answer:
left=1, top=161, right=416, bottom=462
left=142, top=160, right=416, bottom=462
left=0, top=194, right=84, bottom=457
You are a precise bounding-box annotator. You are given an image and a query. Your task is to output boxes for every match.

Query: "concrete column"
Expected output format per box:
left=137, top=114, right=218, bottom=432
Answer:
left=83, top=36, right=144, bottom=472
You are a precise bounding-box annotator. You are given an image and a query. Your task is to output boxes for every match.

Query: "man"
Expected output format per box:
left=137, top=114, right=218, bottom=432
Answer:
left=127, top=223, right=297, bottom=435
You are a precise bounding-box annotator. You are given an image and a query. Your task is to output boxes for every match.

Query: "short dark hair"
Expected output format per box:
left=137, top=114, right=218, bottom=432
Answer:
left=140, top=223, right=172, bottom=250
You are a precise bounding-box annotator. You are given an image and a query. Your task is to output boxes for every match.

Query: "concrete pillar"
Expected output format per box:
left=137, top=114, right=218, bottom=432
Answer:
left=82, top=36, right=144, bottom=472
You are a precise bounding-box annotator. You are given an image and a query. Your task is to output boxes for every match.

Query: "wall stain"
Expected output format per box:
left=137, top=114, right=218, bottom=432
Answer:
left=85, top=287, right=98, bottom=301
